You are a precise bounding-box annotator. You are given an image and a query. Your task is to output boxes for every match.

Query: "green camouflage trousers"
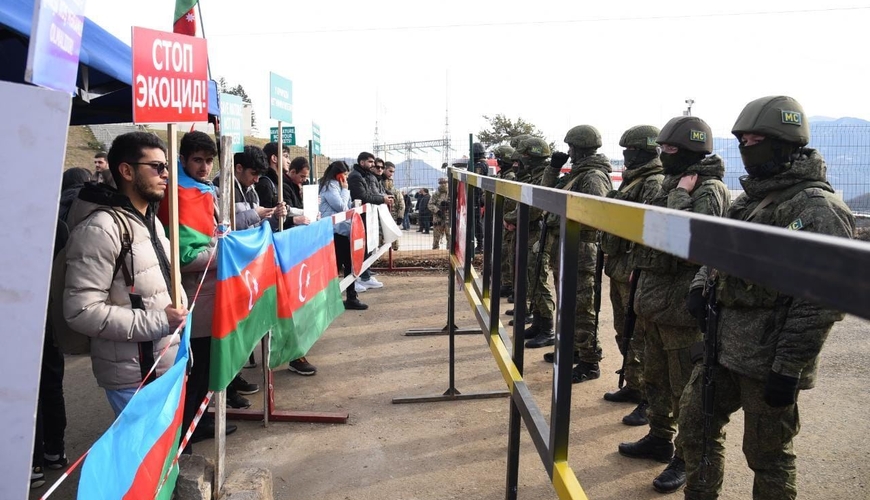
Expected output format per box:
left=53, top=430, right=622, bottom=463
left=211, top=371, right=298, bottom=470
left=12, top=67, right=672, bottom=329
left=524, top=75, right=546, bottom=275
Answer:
left=641, top=319, right=697, bottom=457
left=549, top=234, right=602, bottom=363
left=525, top=227, right=554, bottom=320
left=501, top=228, right=516, bottom=288
left=680, top=364, right=800, bottom=500
left=432, top=222, right=448, bottom=249
left=610, top=278, right=645, bottom=392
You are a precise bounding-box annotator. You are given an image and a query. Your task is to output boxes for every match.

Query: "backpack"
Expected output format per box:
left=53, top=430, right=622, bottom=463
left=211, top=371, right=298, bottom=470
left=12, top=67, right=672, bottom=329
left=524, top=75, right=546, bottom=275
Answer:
left=48, top=207, right=134, bottom=355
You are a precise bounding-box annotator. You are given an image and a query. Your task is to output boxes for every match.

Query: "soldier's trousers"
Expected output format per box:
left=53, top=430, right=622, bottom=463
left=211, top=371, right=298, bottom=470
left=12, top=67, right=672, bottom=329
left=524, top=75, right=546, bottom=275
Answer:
left=432, top=222, right=448, bottom=249
left=550, top=235, right=602, bottom=363
left=610, top=278, right=645, bottom=392
left=679, top=365, right=800, bottom=500
left=501, top=228, right=516, bottom=288
left=641, top=319, right=696, bottom=457
left=526, top=227, right=554, bottom=320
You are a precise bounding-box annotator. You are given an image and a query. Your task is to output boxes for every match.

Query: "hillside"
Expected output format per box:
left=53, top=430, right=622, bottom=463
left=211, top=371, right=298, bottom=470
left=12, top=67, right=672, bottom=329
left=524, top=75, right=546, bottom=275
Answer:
left=64, top=126, right=102, bottom=170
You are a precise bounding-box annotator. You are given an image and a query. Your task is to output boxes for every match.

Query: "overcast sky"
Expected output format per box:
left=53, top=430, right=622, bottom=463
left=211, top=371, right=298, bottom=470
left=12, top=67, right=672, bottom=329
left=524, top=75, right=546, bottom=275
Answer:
left=83, top=0, right=870, bottom=157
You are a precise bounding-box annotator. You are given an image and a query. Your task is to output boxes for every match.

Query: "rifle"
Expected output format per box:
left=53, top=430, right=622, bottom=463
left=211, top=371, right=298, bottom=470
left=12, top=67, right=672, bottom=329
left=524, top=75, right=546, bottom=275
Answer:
left=591, top=243, right=605, bottom=353
left=616, top=269, right=641, bottom=388
left=698, top=270, right=720, bottom=484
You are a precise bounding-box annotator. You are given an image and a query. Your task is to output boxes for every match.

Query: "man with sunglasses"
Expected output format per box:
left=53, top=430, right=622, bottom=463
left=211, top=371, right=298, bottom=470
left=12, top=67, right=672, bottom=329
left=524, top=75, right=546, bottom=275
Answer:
left=63, top=132, right=189, bottom=417
left=348, top=152, right=393, bottom=290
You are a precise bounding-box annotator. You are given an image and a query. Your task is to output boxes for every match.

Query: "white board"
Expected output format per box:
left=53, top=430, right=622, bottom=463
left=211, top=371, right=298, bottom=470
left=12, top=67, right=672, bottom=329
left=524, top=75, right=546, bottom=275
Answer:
left=302, top=184, right=319, bottom=222
left=0, top=81, right=71, bottom=498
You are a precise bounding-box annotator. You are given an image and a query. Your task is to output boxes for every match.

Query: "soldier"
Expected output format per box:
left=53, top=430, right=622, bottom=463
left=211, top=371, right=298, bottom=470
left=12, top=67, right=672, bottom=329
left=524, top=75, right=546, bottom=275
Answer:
left=382, top=162, right=405, bottom=250
left=493, top=144, right=517, bottom=297
left=618, top=116, right=731, bottom=494
left=429, top=178, right=451, bottom=250
left=503, top=140, right=533, bottom=313
left=535, top=126, right=613, bottom=384
left=679, top=96, right=854, bottom=500
left=600, top=125, right=664, bottom=425
left=472, top=143, right=488, bottom=253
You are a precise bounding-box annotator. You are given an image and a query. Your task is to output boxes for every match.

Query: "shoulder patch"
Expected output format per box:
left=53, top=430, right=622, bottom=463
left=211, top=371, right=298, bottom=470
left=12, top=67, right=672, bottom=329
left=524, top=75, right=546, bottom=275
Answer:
left=803, top=187, right=827, bottom=199
left=690, top=130, right=707, bottom=142
left=781, top=110, right=802, bottom=126
left=787, top=218, right=804, bottom=231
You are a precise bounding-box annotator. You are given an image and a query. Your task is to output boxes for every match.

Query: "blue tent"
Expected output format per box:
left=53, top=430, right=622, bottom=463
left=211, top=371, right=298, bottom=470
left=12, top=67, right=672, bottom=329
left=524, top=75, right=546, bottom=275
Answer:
left=0, top=0, right=219, bottom=125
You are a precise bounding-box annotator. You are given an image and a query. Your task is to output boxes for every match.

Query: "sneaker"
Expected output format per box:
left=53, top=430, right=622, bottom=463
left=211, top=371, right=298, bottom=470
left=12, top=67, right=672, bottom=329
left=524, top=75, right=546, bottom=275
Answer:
left=344, top=298, right=369, bottom=310
left=44, top=453, right=68, bottom=470
left=288, top=357, right=317, bottom=376
left=227, top=388, right=252, bottom=409
left=359, top=277, right=384, bottom=289
left=31, top=466, right=45, bottom=489
left=230, top=375, right=260, bottom=395
left=354, top=282, right=367, bottom=293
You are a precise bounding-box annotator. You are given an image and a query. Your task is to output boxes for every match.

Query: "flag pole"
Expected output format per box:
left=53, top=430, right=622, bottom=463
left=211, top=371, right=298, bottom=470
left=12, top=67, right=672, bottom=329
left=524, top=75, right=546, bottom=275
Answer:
left=195, top=1, right=212, bottom=80
left=167, top=123, right=182, bottom=307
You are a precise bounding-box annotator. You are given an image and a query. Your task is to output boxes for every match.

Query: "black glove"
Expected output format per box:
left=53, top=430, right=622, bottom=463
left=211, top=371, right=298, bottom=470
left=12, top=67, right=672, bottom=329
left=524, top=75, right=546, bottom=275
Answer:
left=764, top=370, right=799, bottom=407
left=550, top=152, right=570, bottom=170
left=440, top=201, right=449, bottom=210
left=686, top=287, right=707, bottom=332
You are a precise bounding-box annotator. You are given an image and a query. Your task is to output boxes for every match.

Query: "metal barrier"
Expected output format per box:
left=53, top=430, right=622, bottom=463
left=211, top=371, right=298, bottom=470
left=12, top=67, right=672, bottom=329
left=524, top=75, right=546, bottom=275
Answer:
left=395, top=152, right=870, bottom=499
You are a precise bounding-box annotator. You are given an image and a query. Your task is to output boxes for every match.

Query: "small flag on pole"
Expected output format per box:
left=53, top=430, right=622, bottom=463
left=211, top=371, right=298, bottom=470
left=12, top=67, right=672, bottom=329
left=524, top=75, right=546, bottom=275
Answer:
left=173, top=0, right=198, bottom=36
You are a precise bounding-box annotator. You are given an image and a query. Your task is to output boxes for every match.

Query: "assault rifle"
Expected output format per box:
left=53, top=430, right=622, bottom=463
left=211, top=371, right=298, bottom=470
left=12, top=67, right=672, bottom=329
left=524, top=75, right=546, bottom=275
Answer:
left=528, top=218, right=550, bottom=316
left=616, top=269, right=640, bottom=389
left=591, top=243, right=605, bottom=354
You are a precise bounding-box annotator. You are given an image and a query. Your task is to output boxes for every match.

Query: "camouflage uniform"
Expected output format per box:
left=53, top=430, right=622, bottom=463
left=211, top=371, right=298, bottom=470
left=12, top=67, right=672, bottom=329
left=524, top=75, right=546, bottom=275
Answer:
left=523, top=158, right=554, bottom=322
left=499, top=167, right=518, bottom=290
left=601, top=156, right=664, bottom=392
left=429, top=182, right=450, bottom=250
left=680, top=97, right=855, bottom=500
left=503, top=153, right=530, bottom=297
left=540, top=153, right=613, bottom=362
left=384, top=178, right=405, bottom=250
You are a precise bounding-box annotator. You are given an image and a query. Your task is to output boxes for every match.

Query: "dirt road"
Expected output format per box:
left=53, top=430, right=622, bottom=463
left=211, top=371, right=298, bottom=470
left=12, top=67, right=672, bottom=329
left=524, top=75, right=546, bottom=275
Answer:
left=33, top=272, right=869, bottom=499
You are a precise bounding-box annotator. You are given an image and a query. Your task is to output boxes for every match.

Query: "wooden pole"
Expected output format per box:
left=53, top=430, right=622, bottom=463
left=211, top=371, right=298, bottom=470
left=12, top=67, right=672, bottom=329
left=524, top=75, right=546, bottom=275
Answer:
left=277, top=121, right=284, bottom=231
left=166, top=123, right=182, bottom=307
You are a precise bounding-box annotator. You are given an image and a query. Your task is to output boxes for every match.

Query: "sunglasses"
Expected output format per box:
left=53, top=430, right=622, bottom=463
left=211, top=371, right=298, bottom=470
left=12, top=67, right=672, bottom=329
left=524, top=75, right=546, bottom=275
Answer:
left=128, top=161, right=169, bottom=175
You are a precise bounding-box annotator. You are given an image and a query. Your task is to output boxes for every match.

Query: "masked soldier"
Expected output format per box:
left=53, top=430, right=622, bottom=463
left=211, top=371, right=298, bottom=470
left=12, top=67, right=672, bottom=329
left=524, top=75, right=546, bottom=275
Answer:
left=618, top=116, right=731, bottom=494
left=600, top=125, right=664, bottom=425
left=492, top=144, right=517, bottom=297
left=503, top=140, right=532, bottom=310
left=534, top=126, right=613, bottom=384
left=679, top=96, right=854, bottom=500
left=429, top=178, right=451, bottom=250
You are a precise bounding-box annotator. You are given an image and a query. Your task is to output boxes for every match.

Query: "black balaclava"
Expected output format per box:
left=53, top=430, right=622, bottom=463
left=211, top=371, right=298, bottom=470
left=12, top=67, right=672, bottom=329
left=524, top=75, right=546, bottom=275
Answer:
left=739, top=138, right=798, bottom=179
left=661, top=149, right=706, bottom=175
left=623, top=150, right=659, bottom=170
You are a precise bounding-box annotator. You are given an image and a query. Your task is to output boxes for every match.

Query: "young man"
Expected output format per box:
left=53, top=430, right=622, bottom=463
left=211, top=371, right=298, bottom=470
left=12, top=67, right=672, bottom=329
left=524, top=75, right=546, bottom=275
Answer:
left=348, top=151, right=393, bottom=290
left=213, top=145, right=287, bottom=231
left=93, top=151, right=108, bottom=173
left=255, top=143, right=309, bottom=229
left=63, top=132, right=188, bottom=418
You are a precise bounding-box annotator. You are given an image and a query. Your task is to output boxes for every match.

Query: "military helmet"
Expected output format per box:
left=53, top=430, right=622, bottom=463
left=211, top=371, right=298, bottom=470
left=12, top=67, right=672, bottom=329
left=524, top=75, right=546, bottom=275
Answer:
left=492, top=144, right=515, bottom=162
left=732, top=95, right=810, bottom=146
left=510, top=150, right=522, bottom=162
left=657, top=116, right=713, bottom=154
left=472, top=142, right=486, bottom=159
left=564, top=125, right=602, bottom=149
left=509, top=134, right=532, bottom=149
left=515, top=137, right=550, bottom=158
left=438, top=177, right=448, bottom=184
left=619, top=125, right=661, bottom=152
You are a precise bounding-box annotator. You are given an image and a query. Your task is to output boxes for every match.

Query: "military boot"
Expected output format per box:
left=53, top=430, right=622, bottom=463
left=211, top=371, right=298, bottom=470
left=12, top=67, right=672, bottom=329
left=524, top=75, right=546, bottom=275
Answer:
left=507, top=294, right=514, bottom=304
left=622, top=401, right=649, bottom=426
left=618, top=433, right=674, bottom=463
left=524, top=317, right=554, bottom=347
left=543, top=350, right=580, bottom=364
left=508, top=315, right=533, bottom=327
left=571, top=361, right=600, bottom=383
left=653, top=456, right=686, bottom=494
left=499, top=285, right=513, bottom=297
left=604, top=386, right=644, bottom=404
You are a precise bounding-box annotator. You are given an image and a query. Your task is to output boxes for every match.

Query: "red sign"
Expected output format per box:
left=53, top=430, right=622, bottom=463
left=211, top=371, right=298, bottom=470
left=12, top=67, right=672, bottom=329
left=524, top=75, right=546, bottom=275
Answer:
left=131, top=27, right=208, bottom=124
left=453, top=182, right=467, bottom=265
left=350, top=212, right=366, bottom=276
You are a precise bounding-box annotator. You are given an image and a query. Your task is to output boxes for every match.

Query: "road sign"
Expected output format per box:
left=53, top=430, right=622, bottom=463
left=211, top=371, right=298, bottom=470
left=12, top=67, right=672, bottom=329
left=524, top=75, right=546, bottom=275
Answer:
left=269, top=72, right=293, bottom=122
left=270, top=126, right=296, bottom=146
left=220, top=93, right=244, bottom=153
left=312, top=122, right=321, bottom=155
left=351, top=212, right=365, bottom=275
left=25, top=0, right=87, bottom=94
left=131, top=27, right=208, bottom=123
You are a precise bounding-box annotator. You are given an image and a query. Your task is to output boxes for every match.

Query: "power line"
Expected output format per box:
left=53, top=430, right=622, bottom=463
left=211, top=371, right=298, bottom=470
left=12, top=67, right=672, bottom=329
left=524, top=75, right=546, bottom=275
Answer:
left=209, top=6, right=869, bottom=37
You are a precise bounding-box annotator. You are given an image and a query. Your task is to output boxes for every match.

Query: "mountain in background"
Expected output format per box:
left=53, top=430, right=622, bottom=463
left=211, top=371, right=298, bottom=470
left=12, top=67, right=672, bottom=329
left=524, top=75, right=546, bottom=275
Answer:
left=392, top=159, right=445, bottom=190
left=712, top=116, right=870, bottom=210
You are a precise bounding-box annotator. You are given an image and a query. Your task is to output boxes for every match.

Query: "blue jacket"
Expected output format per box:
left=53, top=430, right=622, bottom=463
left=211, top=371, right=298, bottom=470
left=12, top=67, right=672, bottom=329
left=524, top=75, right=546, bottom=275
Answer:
left=319, top=179, right=352, bottom=236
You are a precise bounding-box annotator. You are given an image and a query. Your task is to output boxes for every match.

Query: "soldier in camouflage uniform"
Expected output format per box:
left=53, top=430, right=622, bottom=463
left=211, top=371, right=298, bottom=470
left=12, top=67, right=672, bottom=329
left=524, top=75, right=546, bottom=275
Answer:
left=493, top=145, right=517, bottom=297
left=383, top=162, right=405, bottom=250
left=505, top=137, right=554, bottom=336
left=601, top=125, right=664, bottom=425
left=678, top=96, right=855, bottom=500
left=429, top=178, right=451, bottom=250
left=533, top=126, right=613, bottom=384
left=618, top=116, right=731, bottom=494
left=503, top=142, right=532, bottom=312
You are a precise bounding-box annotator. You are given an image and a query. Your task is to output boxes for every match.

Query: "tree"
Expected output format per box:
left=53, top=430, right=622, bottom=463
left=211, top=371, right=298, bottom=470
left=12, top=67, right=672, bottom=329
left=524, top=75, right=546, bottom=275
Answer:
left=477, top=114, right=549, bottom=150
left=218, top=77, right=256, bottom=129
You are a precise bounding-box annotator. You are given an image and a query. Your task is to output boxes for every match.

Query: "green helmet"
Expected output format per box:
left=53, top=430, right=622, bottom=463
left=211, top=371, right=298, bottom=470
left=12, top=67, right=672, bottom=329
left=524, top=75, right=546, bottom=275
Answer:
left=564, top=125, right=602, bottom=149
left=509, top=134, right=532, bottom=149
left=619, top=125, right=661, bottom=151
left=492, top=144, right=515, bottom=162
left=657, top=116, right=713, bottom=154
left=732, top=95, right=809, bottom=146
left=472, top=142, right=486, bottom=159
left=516, top=137, right=550, bottom=158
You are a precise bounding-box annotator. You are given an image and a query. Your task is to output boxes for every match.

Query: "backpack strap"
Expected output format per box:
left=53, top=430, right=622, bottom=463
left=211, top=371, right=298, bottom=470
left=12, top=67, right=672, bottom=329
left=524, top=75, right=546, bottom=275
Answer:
left=93, top=207, right=134, bottom=287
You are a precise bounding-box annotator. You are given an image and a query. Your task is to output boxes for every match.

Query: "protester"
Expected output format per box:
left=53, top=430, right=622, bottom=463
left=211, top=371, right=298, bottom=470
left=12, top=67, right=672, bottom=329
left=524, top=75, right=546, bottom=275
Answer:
left=348, top=151, right=393, bottom=289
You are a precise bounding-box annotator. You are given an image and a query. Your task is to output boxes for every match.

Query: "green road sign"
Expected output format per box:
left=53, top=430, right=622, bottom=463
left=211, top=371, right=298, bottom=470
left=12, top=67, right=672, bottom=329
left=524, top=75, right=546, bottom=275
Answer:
left=312, top=122, right=321, bottom=155
left=270, top=126, right=296, bottom=146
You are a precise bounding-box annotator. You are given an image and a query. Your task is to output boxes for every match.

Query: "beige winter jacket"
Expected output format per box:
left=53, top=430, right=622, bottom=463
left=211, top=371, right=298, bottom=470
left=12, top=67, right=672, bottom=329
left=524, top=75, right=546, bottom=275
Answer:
left=63, top=184, right=186, bottom=390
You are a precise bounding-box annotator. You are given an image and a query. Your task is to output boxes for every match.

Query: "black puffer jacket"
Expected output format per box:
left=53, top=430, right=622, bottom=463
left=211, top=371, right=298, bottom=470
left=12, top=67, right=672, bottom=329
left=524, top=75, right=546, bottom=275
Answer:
left=348, top=164, right=387, bottom=205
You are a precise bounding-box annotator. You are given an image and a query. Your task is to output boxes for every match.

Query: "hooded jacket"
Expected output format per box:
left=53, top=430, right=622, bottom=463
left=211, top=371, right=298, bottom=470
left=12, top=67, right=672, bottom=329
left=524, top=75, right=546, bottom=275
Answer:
left=348, top=164, right=388, bottom=205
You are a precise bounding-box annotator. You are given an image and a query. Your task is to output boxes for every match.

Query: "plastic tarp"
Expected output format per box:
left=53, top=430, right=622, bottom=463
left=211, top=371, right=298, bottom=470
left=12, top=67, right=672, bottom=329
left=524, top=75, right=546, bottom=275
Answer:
left=0, top=0, right=218, bottom=125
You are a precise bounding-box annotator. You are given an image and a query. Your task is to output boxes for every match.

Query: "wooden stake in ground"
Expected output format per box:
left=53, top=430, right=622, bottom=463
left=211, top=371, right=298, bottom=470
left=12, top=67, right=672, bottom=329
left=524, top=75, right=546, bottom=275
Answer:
left=166, top=123, right=182, bottom=307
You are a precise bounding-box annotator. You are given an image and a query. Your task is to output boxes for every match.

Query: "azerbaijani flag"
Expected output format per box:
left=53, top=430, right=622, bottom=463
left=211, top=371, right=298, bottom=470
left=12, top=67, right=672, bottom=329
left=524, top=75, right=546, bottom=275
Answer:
left=173, top=0, right=198, bottom=36
left=158, top=160, right=216, bottom=267
left=270, top=218, right=344, bottom=368
left=210, top=223, right=278, bottom=390
left=78, top=318, right=191, bottom=499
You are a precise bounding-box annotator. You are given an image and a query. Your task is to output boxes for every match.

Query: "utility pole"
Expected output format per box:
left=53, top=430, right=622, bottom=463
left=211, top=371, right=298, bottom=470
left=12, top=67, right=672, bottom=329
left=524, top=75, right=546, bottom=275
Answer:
left=683, top=98, right=695, bottom=116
